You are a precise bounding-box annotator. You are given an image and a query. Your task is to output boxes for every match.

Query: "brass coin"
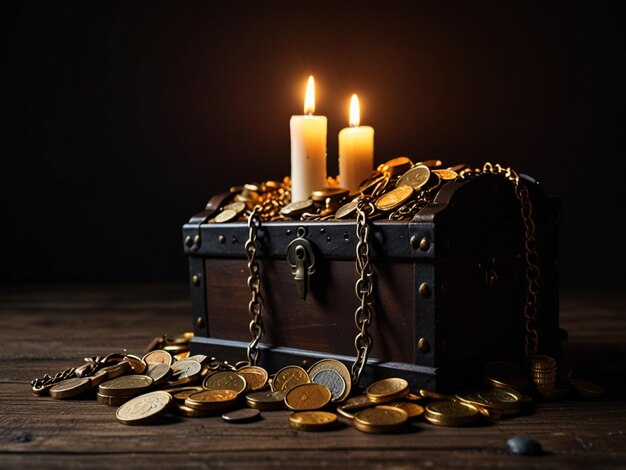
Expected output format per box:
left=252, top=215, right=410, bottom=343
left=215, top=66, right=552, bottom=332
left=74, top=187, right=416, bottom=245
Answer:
left=170, top=359, right=202, bottom=384
left=311, top=187, right=349, bottom=202
left=146, top=363, right=172, bottom=386
left=424, top=400, right=479, bottom=427
left=284, top=383, right=332, bottom=411
left=88, top=369, right=109, bottom=387
left=280, top=199, right=314, bottom=217
left=175, top=403, right=212, bottom=418
left=99, top=375, right=153, bottom=398
left=311, top=369, right=346, bottom=402
left=396, top=164, right=431, bottom=191
left=222, top=408, right=261, bottom=423
left=272, top=365, right=311, bottom=393
left=246, top=390, right=286, bottom=411
left=336, top=395, right=375, bottom=419
left=237, top=365, right=269, bottom=392
left=432, top=169, right=458, bottom=180
left=185, top=389, right=238, bottom=411
left=49, top=377, right=91, bottom=399
left=477, top=387, right=522, bottom=410
left=365, top=378, right=409, bottom=403
left=378, top=156, right=413, bottom=176
left=483, top=361, right=530, bottom=392
left=288, top=411, right=338, bottom=432
left=222, top=201, right=246, bottom=215
left=353, top=406, right=408, bottom=434
left=307, top=359, right=352, bottom=402
left=335, top=199, right=359, bottom=220
left=571, top=378, right=604, bottom=398
left=386, top=401, right=425, bottom=419
left=202, top=371, right=247, bottom=394
left=98, top=361, right=132, bottom=380
left=214, top=209, right=239, bottom=223
left=420, top=159, right=443, bottom=168
left=172, top=389, right=203, bottom=403
left=116, top=391, right=172, bottom=425
left=97, top=392, right=132, bottom=407
left=142, top=350, right=173, bottom=367
left=375, top=186, right=414, bottom=212
left=123, top=355, right=147, bottom=374
left=419, top=389, right=454, bottom=400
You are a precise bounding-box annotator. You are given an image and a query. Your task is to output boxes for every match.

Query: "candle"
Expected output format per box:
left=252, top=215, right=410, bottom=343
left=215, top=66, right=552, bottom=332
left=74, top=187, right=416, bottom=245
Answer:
left=290, top=76, right=328, bottom=202
left=338, top=94, right=374, bottom=194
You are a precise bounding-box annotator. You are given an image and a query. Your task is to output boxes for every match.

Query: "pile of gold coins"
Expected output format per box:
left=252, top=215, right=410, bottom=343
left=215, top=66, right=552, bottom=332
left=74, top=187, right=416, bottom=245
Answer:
left=207, top=157, right=465, bottom=223
left=32, top=333, right=604, bottom=432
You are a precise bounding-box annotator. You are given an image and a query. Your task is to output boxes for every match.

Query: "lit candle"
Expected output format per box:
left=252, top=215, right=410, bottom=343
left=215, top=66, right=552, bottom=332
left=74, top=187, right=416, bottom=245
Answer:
left=338, top=94, right=374, bottom=194
left=290, top=76, right=328, bottom=202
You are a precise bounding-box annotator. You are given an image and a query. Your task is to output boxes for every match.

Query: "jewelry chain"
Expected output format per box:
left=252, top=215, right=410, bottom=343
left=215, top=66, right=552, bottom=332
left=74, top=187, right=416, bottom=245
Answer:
left=245, top=206, right=264, bottom=365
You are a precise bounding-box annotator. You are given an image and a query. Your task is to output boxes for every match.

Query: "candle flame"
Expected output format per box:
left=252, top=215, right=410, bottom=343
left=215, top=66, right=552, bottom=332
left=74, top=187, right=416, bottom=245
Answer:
left=349, top=94, right=360, bottom=127
left=304, top=75, right=315, bottom=115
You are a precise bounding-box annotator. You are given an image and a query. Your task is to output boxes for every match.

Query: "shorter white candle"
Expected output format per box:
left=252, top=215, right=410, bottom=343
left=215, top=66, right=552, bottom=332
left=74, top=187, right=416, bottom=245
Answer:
left=338, top=94, right=374, bottom=194
left=290, top=76, right=328, bottom=202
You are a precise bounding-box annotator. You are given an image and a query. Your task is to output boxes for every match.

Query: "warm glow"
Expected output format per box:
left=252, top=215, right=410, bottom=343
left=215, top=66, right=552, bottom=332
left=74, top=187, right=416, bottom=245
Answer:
left=349, top=94, right=360, bottom=127
left=304, top=75, right=315, bottom=115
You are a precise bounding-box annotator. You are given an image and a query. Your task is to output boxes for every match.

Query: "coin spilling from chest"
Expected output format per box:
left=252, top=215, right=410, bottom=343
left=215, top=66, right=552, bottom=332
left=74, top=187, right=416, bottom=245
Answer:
left=99, top=375, right=153, bottom=398
left=353, top=406, right=408, bottom=434
left=396, top=164, right=431, bottom=191
left=365, top=378, right=410, bottom=403
left=237, top=365, right=269, bottom=392
left=307, top=359, right=352, bottom=402
left=288, top=411, right=338, bottom=432
left=272, top=365, right=311, bottom=393
left=375, top=186, right=414, bottom=212
left=116, top=391, right=172, bottom=425
left=185, top=389, right=238, bottom=411
left=284, top=383, right=332, bottom=411
left=202, top=371, right=247, bottom=394
left=143, top=350, right=173, bottom=367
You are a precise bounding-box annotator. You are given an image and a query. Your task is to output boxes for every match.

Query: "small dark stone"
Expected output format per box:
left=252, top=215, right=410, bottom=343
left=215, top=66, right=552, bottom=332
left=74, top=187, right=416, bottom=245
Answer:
left=507, top=435, right=542, bottom=456
left=14, top=432, right=33, bottom=443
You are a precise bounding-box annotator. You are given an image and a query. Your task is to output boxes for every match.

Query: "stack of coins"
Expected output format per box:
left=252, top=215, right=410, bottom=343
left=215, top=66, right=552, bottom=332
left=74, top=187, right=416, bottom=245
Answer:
left=97, top=375, right=154, bottom=406
left=528, top=355, right=557, bottom=392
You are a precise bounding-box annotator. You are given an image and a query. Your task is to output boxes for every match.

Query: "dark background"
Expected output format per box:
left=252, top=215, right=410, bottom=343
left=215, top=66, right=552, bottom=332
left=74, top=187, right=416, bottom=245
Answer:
left=1, top=1, right=624, bottom=289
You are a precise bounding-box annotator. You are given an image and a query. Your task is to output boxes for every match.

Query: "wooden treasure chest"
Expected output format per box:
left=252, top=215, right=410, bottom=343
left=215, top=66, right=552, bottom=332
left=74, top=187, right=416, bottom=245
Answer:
left=183, top=160, right=561, bottom=392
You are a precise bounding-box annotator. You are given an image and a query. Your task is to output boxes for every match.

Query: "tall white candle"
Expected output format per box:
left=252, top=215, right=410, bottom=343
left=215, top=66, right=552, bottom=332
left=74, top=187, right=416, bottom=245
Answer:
left=290, top=76, right=328, bottom=202
left=338, top=94, right=374, bottom=194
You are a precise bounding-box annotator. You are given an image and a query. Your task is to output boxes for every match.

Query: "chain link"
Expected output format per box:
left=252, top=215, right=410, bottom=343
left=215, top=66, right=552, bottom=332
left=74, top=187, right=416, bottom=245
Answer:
left=351, top=197, right=376, bottom=385
left=245, top=206, right=264, bottom=365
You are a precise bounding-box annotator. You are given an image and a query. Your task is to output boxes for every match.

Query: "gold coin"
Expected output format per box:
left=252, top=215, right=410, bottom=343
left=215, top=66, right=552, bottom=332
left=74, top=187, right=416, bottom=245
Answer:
left=214, top=209, right=239, bottom=223
left=385, top=401, right=425, bottom=419
left=288, top=411, right=338, bottom=432
left=99, top=375, right=153, bottom=397
left=222, top=201, right=246, bottom=215
left=311, top=187, right=349, bottom=202
left=375, top=186, right=414, bottom=212
left=528, top=355, right=557, bottom=371
left=432, top=169, right=458, bottom=180
left=175, top=402, right=212, bottom=418
left=237, top=365, right=269, bottom=392
left=284, top=383, right=332, bottom=411
left=185, top=389, right=238, bottom=411
left=419, top=389, right=454, bottom=400
left=123, top=355, right=147, bottom=374
left=202, top=371, right=247, bottom=394
left=245, top=390, right=286, bottom=410
left=353, top=406, right=408, bottom=434
left=97, top=392, right=134, bottom=407
left=146, top=363, right=172, bottom=386
left=335, top=199, right=359, bottom=220
left=116, top=391, right=172, bottom=425
left=477, top=387, right=522, bottom=410
left=396, top=165, right=431, bottom=191
left=170, top=359, right=203, bottom=384
left=98, top=361, right=132, bottom=380
left=483, top=361, right=530, bottom=392
left=571, top=378, right=604, bottom=398
left=49, top=377, right=91, bottom=399
left=307, top=359, right=352, bottom=402
left=336, top=395, right=375, bottom=419
left=420, top=159, right=443, bottom=168
left=424, top=400, right=479, bottom=427
left=280, top=199, right=314, bottom=216
left=378, top=156, right=413, bottom=176
left=365, top=378, right=409, bottom=403
left=142, top=350, right=173, bottom=366
left=272, top=365, right=310, bottom=393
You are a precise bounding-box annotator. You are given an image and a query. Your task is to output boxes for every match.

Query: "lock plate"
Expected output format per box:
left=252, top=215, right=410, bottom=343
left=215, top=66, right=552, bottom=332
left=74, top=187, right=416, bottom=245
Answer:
left=286, top=234, right=316, bottom=300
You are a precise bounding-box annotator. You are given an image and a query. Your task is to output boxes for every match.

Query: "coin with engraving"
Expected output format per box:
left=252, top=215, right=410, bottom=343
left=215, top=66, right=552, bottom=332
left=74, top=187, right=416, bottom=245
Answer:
left=477, top=387, right=522, bottom=411
left=272, top=365, right=311, bottom=393
left=284, top=383, right=332, bottom=411
left=571, top=378, right=604, bottom=398
left=49, top=377, right=91, bottom=399
left=214, top=209, right=239, bottom=223
left=484, top=361, right=530, bottom=392
left=170, top=359, right=202, bottom=385
left=123, top=355, right=147, bottom=374
left=375, top=186, right=414, bottom=212
left=354, top=406, right=408, bottom=434
left=379, top=156, right=413, bottom=176
left=311, top=187, right=349, bottom=202
left=396, top=164, right=431, bottom=191
left=222, top=408, right=261, bottom=423
left=142, top=350, right=173, bottom=366
left=424, top=400, right=479, bottom=426
left=307, top=359, right=352, bottom=402
left=432, top=169, right=458, bottom=180
left=365, top=378, right=409, bottom=403
left=385, top=401, right=425, bottom=420
left=202, top=371, right=247, bottom=394
left=280, top=199, right=314, bottom=217
left=311, top=369, right=346, bottom=402
left=99, top=375, right=153, bottom=398
left=237, top=365, right=269, bottom=392
left=185, top=389, right=238, bottom=411
left=222, top=201, right=246, bottom=215
left=246, top=390, right=286, bottom=411
left=288, top=411, right=338, bottom=432
left=146, top=363, right=172, bottom=386
left=116, top=391, right=172, bottom=425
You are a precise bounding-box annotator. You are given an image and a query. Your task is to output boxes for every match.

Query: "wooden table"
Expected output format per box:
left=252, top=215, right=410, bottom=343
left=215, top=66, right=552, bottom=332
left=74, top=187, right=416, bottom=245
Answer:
left=1, top=286, right=625, bottom=468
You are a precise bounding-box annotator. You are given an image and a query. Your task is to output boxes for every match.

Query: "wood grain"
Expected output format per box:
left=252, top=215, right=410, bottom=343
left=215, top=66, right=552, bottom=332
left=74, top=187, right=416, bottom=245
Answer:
left=0, top=285, right=624, bottom=469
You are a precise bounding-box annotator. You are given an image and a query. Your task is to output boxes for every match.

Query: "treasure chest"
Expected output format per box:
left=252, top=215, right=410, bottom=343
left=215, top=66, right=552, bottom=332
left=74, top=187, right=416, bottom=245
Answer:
left=183, top=161, right=561, bottom=392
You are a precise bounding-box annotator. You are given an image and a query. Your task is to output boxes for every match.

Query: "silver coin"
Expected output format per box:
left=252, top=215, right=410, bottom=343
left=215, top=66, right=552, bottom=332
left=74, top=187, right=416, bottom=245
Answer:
left=311, top=369, right=346, bottom=401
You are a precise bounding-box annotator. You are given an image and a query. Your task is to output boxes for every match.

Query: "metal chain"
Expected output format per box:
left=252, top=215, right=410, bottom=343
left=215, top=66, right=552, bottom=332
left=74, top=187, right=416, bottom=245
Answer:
left=351, top=197, right=376, bottom=385
left=245, top=205, right=264, bottom=365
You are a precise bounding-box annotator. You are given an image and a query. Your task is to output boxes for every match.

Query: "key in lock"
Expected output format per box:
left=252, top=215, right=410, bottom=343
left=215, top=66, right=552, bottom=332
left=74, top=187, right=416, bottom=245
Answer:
left=286, top=232, right=316, bottom=300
